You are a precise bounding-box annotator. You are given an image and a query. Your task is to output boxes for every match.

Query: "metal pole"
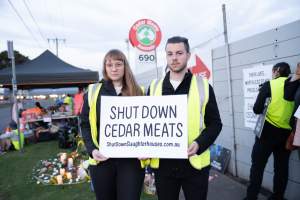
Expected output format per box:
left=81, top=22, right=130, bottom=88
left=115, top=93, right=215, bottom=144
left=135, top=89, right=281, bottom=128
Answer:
left=222, top=4, right=237, bottom=176
left=154, top=49, right=159, bottom=79
left=47, top=38, right=65, bottom=57
left=125, top=39, right=130, bottom=62
left=7, top=41, right=23, bottom=152
left=55, top=38, right=58, bottom=57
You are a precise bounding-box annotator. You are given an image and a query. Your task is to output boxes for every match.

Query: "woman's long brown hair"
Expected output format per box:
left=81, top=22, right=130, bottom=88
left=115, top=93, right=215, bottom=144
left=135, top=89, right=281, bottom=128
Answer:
left=102, top=49, right=143, bottom=96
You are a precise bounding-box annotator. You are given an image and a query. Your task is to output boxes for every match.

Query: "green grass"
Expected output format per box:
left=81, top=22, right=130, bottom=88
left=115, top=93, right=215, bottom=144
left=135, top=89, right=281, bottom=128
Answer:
left=0, top=141, right=157, bottom=200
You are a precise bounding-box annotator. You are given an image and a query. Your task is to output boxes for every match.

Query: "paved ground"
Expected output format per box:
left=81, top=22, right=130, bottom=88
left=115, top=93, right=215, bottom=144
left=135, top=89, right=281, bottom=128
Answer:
left=205, top=170, right=268, bottom=200
left=177, top=169, right=268, bottom=200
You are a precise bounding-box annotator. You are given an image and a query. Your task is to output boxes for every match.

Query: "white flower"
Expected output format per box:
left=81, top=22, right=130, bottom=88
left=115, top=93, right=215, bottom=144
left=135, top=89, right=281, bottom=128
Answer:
left=82, top=160, right=89, bottom=169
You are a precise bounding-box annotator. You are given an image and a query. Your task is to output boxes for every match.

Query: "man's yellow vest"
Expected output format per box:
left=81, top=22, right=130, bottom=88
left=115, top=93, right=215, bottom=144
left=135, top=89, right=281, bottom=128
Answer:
left=87, top=83, right=147, bottom=168
left=11, top=130, right=24, bottom=150
left=266, top=77, right=294, bottom=130
left=149, top=75, right=211, bottom=170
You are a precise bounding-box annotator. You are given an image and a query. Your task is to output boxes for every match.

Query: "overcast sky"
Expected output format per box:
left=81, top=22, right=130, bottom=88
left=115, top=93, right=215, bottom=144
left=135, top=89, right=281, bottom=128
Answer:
left=0, top=0, right=299, bottom=74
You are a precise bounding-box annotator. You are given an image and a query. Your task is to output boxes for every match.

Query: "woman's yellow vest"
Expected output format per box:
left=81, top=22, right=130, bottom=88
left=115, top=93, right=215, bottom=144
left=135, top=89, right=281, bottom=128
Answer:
left=87, top=83, right=147, bottom=168
left=149, top=75, right=211, bottom=170
left=266, top=77, right=294, bottom=130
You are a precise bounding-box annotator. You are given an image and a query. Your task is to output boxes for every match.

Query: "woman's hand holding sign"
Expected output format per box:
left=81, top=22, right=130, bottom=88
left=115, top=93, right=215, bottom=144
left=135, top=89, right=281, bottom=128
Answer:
left=92, top=149, right=109, bottom=162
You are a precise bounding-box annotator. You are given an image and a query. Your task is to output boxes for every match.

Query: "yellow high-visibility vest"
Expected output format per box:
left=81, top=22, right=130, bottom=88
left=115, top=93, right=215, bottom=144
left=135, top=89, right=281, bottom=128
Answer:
left=87, top=83, right=147, bottom=168
left=149, top=75, right=210, bottom=170
left=11, top=130, right=24, bottom=150
left=266, top=77, right=294, bottom=130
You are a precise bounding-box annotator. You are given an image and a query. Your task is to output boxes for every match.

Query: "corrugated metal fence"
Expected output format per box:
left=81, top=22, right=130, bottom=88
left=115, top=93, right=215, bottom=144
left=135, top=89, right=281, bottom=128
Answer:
left=212, top=20, right=300, bottom=199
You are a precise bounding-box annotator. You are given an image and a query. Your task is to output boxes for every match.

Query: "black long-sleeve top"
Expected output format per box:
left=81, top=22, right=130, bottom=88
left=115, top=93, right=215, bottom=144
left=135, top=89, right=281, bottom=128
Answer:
left=284, top=79, right=300, bottom=106
left=80, top=80, right=120, bottom=156
left=253, top=81, right=271, bottom=114
left=283, top=79, right=300, bottom=128
left=153, top=71, right=222, bottom=155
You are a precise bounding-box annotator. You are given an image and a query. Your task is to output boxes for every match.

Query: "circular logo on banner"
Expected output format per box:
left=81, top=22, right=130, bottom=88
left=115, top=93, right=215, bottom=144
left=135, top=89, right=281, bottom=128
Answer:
left=129, top=19, right=161, bottom=51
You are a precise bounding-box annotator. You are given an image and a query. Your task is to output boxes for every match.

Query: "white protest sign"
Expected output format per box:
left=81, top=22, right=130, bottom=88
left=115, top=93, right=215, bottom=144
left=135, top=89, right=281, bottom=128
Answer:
left=99, top=95, right=188, bottom=158
left=243, top=64, right=273, bottom=129
left=244, top=98, right=258, bottom=127
left=294, top=106, right=300, bottom=119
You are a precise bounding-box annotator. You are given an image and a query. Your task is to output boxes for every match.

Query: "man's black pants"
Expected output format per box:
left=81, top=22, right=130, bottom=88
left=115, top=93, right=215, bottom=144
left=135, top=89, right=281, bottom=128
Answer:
left=246, top=121, right=291, bottom=200
left=154, top=159, right=210, bottom=200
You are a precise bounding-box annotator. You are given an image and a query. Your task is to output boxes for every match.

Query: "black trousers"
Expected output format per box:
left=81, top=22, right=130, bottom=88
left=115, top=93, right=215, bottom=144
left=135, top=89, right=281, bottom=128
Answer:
left=89, top=158, right=145, bottom=200
left=246, top=121, right=291, bottom=200
left=154, top=159, right=210, bottom=200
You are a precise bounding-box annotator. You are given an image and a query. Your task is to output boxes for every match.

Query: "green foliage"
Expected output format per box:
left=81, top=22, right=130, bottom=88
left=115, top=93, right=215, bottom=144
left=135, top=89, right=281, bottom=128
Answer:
left=0, top=50, right=29, bottom=70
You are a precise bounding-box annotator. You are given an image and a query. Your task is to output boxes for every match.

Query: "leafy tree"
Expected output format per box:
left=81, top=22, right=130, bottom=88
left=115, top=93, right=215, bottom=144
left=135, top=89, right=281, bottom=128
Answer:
left=0, top=50, right=30, bottom=70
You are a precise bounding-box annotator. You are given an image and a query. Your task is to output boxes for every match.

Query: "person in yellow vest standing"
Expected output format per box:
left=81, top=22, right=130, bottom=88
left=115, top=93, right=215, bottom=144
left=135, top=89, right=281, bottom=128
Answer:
left=80, top=49, right=145, bottom=200
left=148, top=36, right=222, bottom=200
left=64, top=94, right=73, bottom=113
left=245, top=62, right=295, bottom=200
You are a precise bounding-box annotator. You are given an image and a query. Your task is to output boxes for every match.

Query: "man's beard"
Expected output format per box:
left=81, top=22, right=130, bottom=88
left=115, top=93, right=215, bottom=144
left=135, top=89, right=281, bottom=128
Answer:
left=168, top=63, right=187, bottom=73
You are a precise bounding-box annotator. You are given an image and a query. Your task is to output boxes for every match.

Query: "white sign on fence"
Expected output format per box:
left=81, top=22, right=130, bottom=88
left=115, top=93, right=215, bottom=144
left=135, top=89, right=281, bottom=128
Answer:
left=99, top=95, right=188, bottom=158
left=243, top=64, right=273, bottom=129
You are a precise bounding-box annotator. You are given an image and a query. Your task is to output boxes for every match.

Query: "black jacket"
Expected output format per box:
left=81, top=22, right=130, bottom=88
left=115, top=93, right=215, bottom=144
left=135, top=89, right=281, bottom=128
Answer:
left=149, top=71, right=222, bottom=155
left=81, top=80, right=120, bottom=156
left=284, top=79, right=300, bottom=128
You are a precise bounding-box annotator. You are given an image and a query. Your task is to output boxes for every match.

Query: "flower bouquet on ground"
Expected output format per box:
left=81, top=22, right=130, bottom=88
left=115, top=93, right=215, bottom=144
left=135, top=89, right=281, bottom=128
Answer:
left=32, top=151, right=90, bottom=185
left=143, top=172, right=156, bottom=195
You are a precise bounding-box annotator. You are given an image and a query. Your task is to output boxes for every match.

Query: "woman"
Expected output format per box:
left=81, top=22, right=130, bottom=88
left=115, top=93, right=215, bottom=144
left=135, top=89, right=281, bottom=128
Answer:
left=81, top=49, right=145, bottom=200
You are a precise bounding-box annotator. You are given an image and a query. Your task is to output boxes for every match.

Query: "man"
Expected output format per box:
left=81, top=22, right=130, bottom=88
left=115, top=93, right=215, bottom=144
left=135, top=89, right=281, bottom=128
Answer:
left=245, top=62, right=295, bottom=200
left=148, top=36, right=222, bottom=200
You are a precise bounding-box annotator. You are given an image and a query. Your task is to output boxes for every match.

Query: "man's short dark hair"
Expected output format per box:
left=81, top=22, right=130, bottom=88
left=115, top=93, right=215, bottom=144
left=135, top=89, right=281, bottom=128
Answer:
left=165, top=36, right=190, bottom=53
left=273, top=62, right=291, bottom=77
